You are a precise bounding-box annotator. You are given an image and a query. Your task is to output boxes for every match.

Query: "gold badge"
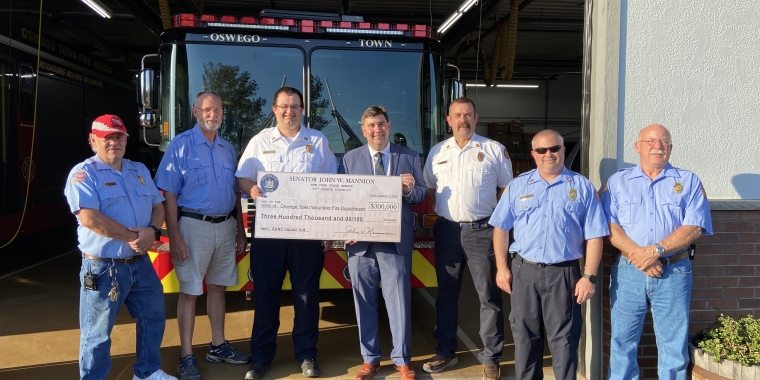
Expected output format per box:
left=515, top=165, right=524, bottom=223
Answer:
left=674, top=182, right=683, bottom=194
left=305, top=144, right=313, bottom=154
left=569, top=188, right=578, bottom=201
left=136, top=175, right=145, bottom=185
left=477, top=152, right=484, bottom=162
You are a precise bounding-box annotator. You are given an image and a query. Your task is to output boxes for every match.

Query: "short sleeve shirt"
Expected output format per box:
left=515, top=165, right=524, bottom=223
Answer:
left=489, top=168, right=610, bottom=264
left=602, top=163, right=713, bottom=250
left=423, top=134, right=513, bottom=222
left=154, top=125, right=239, bottom=216
left=236, top=125, right=338, bottom=181
left=64, top=156, right=164, bottom=258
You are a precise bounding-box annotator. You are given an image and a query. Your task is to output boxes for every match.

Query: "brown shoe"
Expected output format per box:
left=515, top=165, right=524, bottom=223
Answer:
left=396, top=364, right=417, bottom=380
left=483, top=363, right=501, bottom=380
left=355, top=363, right=380, bottom=380
left=422, top=354, right=458, bottom=373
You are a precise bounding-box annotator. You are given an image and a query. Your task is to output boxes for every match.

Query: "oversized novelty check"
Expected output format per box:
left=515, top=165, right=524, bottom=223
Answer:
left=254, top=172, right=402, bottom=242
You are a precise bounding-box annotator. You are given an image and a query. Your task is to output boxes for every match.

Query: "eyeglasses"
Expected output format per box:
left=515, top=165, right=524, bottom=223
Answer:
left=639, top=138, right=671, bottom=146
left=275, top=104, right=302, bottom=111
left=193, top=106, right=222, bottom=114
left=533, top=145, right=562, bottom=154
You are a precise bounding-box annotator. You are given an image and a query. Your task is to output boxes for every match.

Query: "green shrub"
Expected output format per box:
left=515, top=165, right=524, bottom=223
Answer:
left=694, top=313, right=760, bottom=367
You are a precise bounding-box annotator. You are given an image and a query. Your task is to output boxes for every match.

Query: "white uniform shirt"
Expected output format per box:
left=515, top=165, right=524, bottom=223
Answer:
left=236, top=125, right=338, bottom=181
left=423, top=133, right=513, bottom=222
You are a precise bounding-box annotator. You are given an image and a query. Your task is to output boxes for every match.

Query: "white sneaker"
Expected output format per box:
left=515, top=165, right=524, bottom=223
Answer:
left=132, top=369, right=178, bottom=380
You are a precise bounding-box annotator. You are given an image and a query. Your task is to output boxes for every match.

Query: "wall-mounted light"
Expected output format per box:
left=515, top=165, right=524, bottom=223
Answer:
left=81, top=0, right=112, bottom=18
left=439, top=0, right=478, bottom=35
left=466, top=84, right=540, bottom=88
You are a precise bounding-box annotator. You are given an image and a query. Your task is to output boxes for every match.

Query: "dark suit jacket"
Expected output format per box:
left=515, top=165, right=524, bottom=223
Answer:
left=338, top=143, right=427, bottom=255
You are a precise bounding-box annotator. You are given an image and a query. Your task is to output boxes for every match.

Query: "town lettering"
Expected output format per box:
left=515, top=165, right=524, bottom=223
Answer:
left=359, top=39, right=392, bottom=48
left=209, top=33, right=262, bottom=43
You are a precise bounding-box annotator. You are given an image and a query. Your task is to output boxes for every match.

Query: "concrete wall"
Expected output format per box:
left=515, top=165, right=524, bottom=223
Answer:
left=618, top=1, right=760, bottom=200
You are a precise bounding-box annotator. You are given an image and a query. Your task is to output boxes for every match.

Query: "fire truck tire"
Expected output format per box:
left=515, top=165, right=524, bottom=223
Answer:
left=342, top=264, right=351, bottom=283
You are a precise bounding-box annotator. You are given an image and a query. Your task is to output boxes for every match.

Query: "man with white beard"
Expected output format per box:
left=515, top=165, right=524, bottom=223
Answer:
left=156, top=91, right=250, bottom=380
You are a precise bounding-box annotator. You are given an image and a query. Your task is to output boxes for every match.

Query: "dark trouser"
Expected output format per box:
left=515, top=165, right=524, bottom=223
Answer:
left=433, top=217, right=504, bottom=364
left=249, top=238, right=325, bottom=365
left=510, top=254, right=582, bottom=380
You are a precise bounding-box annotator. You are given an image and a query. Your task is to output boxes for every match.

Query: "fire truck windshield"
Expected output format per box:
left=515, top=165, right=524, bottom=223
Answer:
left=161, top=43, right=443, bottom=157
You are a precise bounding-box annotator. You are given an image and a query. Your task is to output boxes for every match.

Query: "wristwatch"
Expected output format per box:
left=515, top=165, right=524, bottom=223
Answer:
left=582, top=273, right=597, bottom=284
left=654, top=243, right=665, bottom=256
left=150, top=225, right=162, bottom=241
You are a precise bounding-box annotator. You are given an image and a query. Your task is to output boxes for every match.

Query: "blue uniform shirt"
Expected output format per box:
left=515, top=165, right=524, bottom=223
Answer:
left=64, top=155, right=165, bottom=258
left=155, top=125, right=239, bottom=216
left=489, top=168, right=610, bottom=264
left=602, top=163, right=713, bottom=251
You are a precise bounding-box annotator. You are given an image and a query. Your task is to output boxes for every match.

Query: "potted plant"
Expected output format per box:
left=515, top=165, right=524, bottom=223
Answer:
left=690, top=313, right=760, bottom=379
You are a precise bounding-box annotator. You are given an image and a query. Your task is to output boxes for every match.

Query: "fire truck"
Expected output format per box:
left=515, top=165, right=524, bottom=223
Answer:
left=139, top=10, right=463, bottom=292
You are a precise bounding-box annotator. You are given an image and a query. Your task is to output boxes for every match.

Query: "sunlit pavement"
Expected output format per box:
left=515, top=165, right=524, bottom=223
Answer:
left=0, top=253, right=556, bottom=379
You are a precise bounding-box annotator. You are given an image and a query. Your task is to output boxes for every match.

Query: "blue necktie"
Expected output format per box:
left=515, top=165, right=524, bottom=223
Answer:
left=374, top=152, right=385, bottom=175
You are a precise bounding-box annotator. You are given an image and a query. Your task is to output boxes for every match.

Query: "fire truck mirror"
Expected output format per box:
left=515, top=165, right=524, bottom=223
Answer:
left=446, top=78, right=464, bottom=134
left=139, top=69, right=157, bottom=110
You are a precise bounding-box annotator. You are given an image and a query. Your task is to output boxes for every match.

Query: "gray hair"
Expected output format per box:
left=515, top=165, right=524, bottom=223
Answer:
left=531, top=129, right=564, bottom=149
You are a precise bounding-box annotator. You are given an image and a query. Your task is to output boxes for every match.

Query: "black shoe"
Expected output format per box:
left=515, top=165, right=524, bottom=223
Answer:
left=300, top=358, right=320, bottom=378
left=244, top=363, right=269, bottom=380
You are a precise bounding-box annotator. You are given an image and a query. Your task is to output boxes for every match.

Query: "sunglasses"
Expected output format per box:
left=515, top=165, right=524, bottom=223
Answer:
left=533, top=145, right=562, bottom=154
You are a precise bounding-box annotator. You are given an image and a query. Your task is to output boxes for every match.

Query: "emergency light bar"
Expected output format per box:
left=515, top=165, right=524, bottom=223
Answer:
left=173, top=14, right=434, bottom=38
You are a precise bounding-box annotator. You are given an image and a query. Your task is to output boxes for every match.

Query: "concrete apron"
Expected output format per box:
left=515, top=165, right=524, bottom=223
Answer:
left=0, top=254, right=556, bottom=379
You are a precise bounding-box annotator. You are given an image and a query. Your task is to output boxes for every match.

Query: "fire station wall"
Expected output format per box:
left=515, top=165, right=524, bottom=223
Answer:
left=590, top=1, right=760, bottom=379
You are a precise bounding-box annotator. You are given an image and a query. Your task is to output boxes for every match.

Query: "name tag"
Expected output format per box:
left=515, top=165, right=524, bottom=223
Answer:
left=437, top=160, right=448, bottom=165
left=104, top=182, right=117, bottom=187
left=263, top=150, right=276, bottom=154
left=519, top=194, right=533, bottom=201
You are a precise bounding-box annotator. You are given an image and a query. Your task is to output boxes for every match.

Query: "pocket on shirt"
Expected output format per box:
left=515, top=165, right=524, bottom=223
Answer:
left=432, top=163, right=452, bottom=188
left=222, top=160, right=237, bottom=188
left=661, top=195, right=685, bottom=228
left=99, top=186, right=127, bottom=217
left=263, top=153, right=285, bottom=172
left=300, top=151, right=323, bottom=173
left=467, top=163, right=493, bottom=188
left=617, top=193, right=642, bottom=225
left=135, top=185, right=155, bottom=211
left=187, top=160, right=208, bottom=185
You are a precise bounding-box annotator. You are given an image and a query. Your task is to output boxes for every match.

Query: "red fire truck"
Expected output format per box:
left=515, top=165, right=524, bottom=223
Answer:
left=139, top=10, right=463, bottom=292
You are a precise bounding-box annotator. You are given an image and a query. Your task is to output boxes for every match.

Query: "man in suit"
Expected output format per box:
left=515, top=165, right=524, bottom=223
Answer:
left=339, top=106, right=427, bottom=380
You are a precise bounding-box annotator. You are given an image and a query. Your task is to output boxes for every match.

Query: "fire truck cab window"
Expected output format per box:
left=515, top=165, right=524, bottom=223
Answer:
left=310, top=49, right=425, bottom=154
left=167, top=44, right=305, bottom=153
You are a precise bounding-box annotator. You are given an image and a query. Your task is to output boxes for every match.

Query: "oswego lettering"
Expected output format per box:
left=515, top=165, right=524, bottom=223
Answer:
left=359, top=39, right=392, bottom=48
left=208, top=33, right=261, bottom=43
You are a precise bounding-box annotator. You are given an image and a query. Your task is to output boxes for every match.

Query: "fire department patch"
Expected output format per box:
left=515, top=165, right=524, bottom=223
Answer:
left=700, top=185, right=707, bottom=198
left=504, top=149, right=510, bottom=159
left=71, top=171, right=86, bottom=183
left=595, top=191, right=601, bottom=201
left=602, top=181, right=609, bottom=192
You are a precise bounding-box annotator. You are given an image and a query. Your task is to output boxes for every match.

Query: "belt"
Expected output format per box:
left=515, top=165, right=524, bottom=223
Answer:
left=443, top=217, right=490, bottom=229
left=620, top=249, right=689, bottom=266
left=513, top=254, right=578, bottom=268
left=82, top=253, right=144, bottom=264
left=180, top=207, right=236, bottom=223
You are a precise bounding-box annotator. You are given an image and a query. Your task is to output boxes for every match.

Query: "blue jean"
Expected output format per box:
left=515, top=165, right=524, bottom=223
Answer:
left=608, top=255, right=692, bottom=380
left=79, top=255, right=167, bottom=380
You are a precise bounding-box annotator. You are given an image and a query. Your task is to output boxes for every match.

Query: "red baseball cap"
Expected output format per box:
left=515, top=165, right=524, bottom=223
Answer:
left=91, top=114, right=129, bottom=138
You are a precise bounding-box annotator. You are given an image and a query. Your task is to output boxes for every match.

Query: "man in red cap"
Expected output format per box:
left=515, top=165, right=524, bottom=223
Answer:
left=64, top=114, right=175, bottom=380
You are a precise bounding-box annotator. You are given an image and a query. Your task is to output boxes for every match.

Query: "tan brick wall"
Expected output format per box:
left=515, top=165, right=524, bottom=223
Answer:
left=601, top=210, right=760, bottom=379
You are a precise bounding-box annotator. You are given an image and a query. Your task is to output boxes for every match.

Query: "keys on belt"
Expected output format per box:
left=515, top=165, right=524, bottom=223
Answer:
left=179, top=207, right=237, bottom=223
